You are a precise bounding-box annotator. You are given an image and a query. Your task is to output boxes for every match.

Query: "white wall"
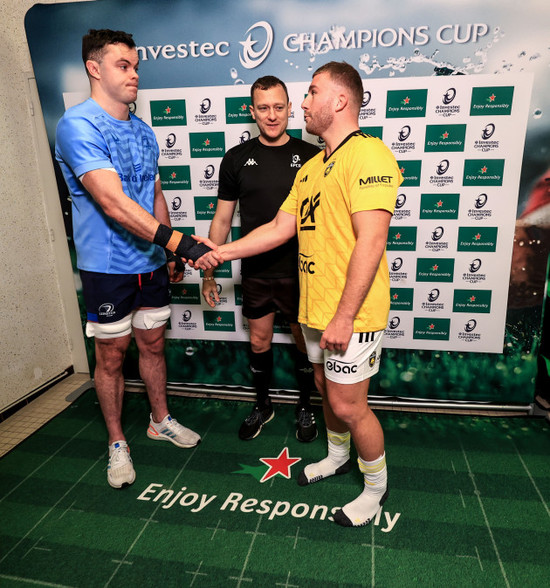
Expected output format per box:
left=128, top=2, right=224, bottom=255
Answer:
left=0, top=0, right=90, bottom=411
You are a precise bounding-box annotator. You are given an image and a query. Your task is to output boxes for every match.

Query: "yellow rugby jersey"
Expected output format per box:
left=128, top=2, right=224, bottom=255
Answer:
left=280, top=131, right=403, bottom=332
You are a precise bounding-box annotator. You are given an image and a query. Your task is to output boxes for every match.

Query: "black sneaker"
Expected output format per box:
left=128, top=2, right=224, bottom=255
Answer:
left=296, top=406, right=318, bottom=443
left=238, top=405, right=274, bottom=440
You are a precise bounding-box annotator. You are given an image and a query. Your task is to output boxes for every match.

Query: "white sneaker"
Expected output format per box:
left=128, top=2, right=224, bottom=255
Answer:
left=147, top=414, right=201, bottom=448
left=107, top=441, right=136, bottom=489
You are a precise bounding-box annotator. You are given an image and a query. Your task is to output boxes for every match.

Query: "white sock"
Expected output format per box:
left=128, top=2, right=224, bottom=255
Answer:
left=298, top=429, right=352, bottom=485
left=335, top=453, right=388, bottom=527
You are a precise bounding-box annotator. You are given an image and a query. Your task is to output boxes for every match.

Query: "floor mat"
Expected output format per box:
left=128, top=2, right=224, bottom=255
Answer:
left=0, top=390, right=549, bottom=587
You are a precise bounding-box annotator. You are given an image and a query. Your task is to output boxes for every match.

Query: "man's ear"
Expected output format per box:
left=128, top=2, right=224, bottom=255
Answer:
left=86, top=59, right=100, bottom=80
left=335, top=93, right=348, bottom=112
left=249, top=104, right=256, bottom=120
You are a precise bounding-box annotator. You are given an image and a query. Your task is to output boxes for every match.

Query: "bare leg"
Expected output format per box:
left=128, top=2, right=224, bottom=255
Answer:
left=93, top=334, right=132, bottom=444
left=133, top=324, right=169, bottom=423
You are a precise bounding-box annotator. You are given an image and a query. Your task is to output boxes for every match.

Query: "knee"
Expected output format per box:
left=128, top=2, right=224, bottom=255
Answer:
left=329, top=399, right=367, bottom=427
left=249, top=334, right=271, bottom=354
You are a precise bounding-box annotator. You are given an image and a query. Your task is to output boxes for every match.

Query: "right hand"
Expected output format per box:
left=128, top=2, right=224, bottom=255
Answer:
left=201, top=277, right=219, bottom=308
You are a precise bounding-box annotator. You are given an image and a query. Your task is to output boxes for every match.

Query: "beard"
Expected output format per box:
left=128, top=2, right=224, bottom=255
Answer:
left=305, top=105, right=333, bottom=138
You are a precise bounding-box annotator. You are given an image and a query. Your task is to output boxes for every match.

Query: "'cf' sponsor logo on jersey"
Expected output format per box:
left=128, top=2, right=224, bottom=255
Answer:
left=300, top=192, right=320, bottom=231
left=326, top=360, right=358, bottom=374
left=298, top=253, right=315, bottom=274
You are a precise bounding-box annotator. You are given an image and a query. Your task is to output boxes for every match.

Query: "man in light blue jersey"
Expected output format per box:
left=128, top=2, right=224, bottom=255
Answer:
left=55, top=29, right=217, bottom=489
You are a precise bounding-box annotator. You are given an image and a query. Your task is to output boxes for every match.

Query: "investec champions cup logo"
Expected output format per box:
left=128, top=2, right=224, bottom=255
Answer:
left=239, top=21, right=273, bottom=69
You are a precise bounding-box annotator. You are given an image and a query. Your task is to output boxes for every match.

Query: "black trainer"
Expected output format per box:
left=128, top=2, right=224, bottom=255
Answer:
left=238, top=404, right=274, bottom=440
left=296, top=406, right=318, bottom=443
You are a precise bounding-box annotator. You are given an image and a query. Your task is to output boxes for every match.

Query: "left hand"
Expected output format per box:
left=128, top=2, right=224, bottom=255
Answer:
left=168, top=260, right=184, bottom=283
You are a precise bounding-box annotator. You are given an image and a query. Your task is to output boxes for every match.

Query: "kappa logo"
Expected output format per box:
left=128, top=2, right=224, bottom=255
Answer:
left=300, top=175, right=309, bottom=183
left=244, top=158, right=258, bottom=166
left=239, top=21, right=273, bottom=69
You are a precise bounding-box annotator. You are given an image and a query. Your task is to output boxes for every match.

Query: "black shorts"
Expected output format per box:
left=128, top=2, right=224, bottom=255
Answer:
left=80, top=266, right=170, bottom=324
left=241, top=276, right=299, bottom=322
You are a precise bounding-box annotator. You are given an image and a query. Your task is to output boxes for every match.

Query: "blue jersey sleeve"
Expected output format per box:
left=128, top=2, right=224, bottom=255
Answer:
left=55, top=113, right=113, bottom=178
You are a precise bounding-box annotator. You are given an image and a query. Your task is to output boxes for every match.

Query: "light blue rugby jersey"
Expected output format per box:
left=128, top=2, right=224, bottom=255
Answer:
left=55, top=98, right=165, bottom=274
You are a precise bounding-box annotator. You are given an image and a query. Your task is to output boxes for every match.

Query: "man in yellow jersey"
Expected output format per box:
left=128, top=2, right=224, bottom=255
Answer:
left=194, top=61, right=402, bottom=527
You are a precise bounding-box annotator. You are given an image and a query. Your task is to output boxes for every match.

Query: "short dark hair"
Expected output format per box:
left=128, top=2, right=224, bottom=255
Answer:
left=250, top=75, right=289, bottom=105
left=82, top=29, right=136, bottom=65
left=313, top=61, right=363, bottom=111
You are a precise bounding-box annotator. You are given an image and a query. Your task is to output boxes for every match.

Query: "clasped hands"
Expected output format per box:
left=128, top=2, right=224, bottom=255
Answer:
left=185, top=235, right=226, bottom=270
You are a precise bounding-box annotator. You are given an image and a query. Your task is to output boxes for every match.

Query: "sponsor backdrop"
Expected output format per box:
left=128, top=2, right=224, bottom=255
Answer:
left=25, top=0, right=550, bottom=402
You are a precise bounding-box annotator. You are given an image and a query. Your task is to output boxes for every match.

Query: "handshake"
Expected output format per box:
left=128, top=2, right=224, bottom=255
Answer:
left=186, top=234, right=227, bottom=271
left=153, top=224, right=227, bottom=271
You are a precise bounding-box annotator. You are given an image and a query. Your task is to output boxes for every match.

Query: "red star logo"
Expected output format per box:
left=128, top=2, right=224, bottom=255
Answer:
left=488, top=94, right=496, bottom=102
left=171, top=172, right=176, bottom=179
left=204, top=138, right=211, bottom=146
left=182, top=289, right=188, bottom=295
left=442, top=131, right=449, bottom=139
left=395, top=232, right=401, bottom=240
left=208, top=202, right=215, bottom=209
left=216, top=315, right=222, bottom=322
left=165, top=106, right=171, bottom=114
left=403, top=96, right=410, bottom=105
left=469, top=296, right=476, bottom=302
left=259, top=447, right=301, bottom=483
left=436, top=200, right=443, bottom=208
left=432, top=264, right=439, bottom=271
left=393, top=293, right=399, bottom=300
left=480, top=166, right=488, bottom=174
left=475, top=233, right=481, bottom=240
left=241, top=103, right=248, bottom=111
left=400, top=167, right=405, bottom=174
left=428, top=323, right=435, bottom=330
